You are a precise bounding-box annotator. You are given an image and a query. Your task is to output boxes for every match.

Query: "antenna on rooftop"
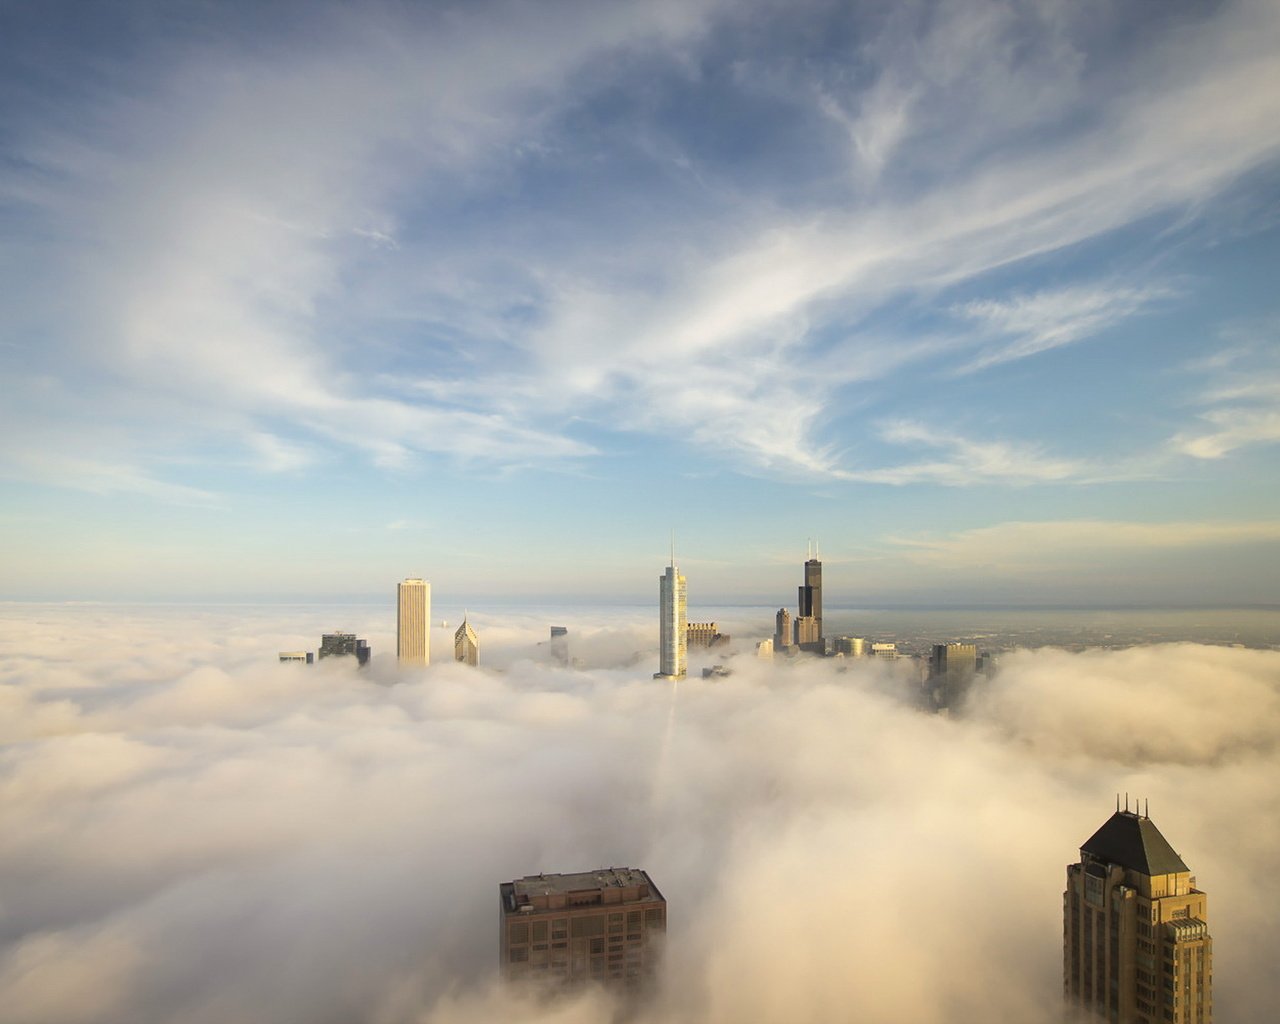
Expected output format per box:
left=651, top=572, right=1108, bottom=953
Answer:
left=1116, top=793, right=1120, bottom=812
left=670, top=529, right=676, bottom=569
left=1145, top=798, right=1149, bottom=818
left=1125, top=792, right=1129, bottom=813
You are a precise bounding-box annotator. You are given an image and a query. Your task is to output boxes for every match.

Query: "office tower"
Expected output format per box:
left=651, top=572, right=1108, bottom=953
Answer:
left=869, top=642, right=898, bottom=659
left=499, top=868, right=666, bottom=987
left=686, top=622, right=727, bottom=648
left=655, top=541, right=686, bottom=680
left=278, top=651, right=313, bottom=664
left=318, top=632, right=369, bottom=665
left=928, top=642, right=978, bottom=710
left=755, top=638, right=774, bottom=659
left=397, top=578, right=430, bottom=666
left=834, top=636, right=865, bottom=657
left=774, top=608, right=793, bottom=652
left=454, top=615, right=479, bottom=666
left=796, top=541, right=823, bottom=651
left=929, top=643, right=977, bottom=678
left=1065, top=805, right=1212, bottom=1024
left=549, top=626, right=569, bottom=667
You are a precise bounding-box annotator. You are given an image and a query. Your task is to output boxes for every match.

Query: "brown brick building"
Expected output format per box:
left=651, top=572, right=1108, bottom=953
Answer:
left=499, top=868, right=666, bottom=987
left=1065, top=808, right=1212, bottom=1024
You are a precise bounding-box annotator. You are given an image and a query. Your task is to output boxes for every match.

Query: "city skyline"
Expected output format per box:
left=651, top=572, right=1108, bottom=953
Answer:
left=4, top=599, right=1273, bottom=1023
left=1, top=1, right=1278, bottom=605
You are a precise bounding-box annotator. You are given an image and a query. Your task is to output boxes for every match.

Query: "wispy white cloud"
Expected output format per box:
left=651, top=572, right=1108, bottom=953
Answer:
left=2, top=0, right=1278, bottom=494
left=888, top=518, right=1280, bottom=572
left=1173, top=318, right=1280, bottom=459
left=952, top=283, right=1169, bottom=373
left=841, top=420, right=1092, bottom=486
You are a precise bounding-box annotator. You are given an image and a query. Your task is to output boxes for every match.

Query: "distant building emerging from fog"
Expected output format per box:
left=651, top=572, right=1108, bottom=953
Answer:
left=549, top=626, right=569, bottom=667
left=797, top=543, right=823, bottom=652
left=499, top=868, right=666, bottom=988
left=279, top=651, right=313, bottom=664
left=928, top=643, right=978, bottom=710
left=397, top=578, right=430, bottom=666
left=655, top=541, right=686, bottom=680
left=834, top=636, right=865, bottom=657
left=755, top=638, right=774, bottom=659
left=686, top=622, right=728, bottom=648
left=454, top=615, right=478, bottom=666
left=1065, top=806, right=1211, bottom=1024
left=774, top=608, right=793, bottom=653
left=318, top=632, right=370, bottom=666
left=869, top=642, right=898, bottom=659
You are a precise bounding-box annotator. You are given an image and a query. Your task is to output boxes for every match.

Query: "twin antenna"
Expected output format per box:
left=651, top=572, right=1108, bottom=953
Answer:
left=1116, top=793, right=1151, bottom=817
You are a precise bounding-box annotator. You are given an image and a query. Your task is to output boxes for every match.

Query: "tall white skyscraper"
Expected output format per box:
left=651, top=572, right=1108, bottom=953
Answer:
left=655, top=539, right=686, bottom=680
left=398, top=578, right=430, bottom=665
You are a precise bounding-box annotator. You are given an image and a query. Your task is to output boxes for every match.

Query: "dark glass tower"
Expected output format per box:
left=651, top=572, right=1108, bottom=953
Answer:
left=796, top=544, right=823, bottom=651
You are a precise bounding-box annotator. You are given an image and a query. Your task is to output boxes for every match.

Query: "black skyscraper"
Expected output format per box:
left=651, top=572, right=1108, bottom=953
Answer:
left=796, top=544, right=823, bottom=653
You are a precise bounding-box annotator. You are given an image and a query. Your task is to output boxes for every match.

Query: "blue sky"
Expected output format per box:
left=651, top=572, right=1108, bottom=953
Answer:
left=1, top=0, right=1278, bottom=604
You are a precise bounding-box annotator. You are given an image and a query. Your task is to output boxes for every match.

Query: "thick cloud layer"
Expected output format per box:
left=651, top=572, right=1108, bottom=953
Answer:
left=1, top=605, right=1277, bottom=1023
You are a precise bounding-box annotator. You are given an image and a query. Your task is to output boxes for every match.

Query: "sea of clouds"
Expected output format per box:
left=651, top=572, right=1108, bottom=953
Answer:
left=1, top=604, right=1278, bottom=1024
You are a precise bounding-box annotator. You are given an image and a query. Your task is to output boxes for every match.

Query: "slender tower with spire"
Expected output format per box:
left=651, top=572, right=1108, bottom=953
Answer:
left=655, top=534, right=687, bottom=680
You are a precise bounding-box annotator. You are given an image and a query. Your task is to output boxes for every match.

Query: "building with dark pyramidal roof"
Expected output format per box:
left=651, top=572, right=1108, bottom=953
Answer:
left=1064, top=805, right=1211, bottom=1024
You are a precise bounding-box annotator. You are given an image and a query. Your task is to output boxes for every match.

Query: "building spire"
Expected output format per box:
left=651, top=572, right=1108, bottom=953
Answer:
left=670, top=529, right=676, bottom=570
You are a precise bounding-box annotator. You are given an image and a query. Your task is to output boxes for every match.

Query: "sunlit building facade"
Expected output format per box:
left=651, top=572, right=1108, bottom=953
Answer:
left=1065, top=807, right=1212, bottom=1024
left=499, top=868, right=666, bottom=988
left=795, top=543, right=824, bottom=653
left=655, top=551, right=687, bottom=680
left=397, top=578, right=430, bottom=665
left=774, top=608, right=793, bottom=653
left=454, top=616, right=479, bottom=666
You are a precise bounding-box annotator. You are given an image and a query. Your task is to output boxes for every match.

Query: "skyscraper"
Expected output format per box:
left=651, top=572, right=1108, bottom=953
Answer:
left=655, top=540, right=686, bottom=680
left=797, top=542, right=823, bottom=652
left=774, top=607, right=793, bottom=653
left=318, top=632, right=370, bottom=666
left=454, top=615, right=478, bottom=666
left=397, top=578, right=430, bottom=665
left=549, top=626, right=569, bottom=667
left=1065, top=805, right=1212, bottom=1024
left=499, top=867, right=666, bottom=988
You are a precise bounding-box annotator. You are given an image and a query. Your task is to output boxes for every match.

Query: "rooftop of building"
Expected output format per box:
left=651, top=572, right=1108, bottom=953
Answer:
left=1081, top=810, right=1190, bottom=876
left=500, top=867, right=663, bottom=914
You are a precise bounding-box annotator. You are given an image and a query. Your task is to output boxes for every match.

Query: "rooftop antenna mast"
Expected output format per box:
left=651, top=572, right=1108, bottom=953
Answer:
left=670, top=529, right=676, bottom=570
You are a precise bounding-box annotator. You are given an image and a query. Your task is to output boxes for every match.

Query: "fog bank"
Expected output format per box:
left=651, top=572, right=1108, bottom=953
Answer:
left=1, top=605, right=1277, bottom=1023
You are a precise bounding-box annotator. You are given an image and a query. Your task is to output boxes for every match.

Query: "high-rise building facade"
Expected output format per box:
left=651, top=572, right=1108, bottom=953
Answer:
left=1065, top=807, right=1212, bottom=1024
left=499, top=868, right=666, bottom=988
left=796, top=543, right=823, bottom=652
left=774, top=608, right=793, bottom=652
left=686, top=622, right=727, bottom=648
left=549, top=626, right=569, bottom=667
left=397, top=578, right=430, bottom=665
left=454, top=616, right=479, bottom=666
left=318, top=632, right=370, bottom=666
left=655, top=546, right=687, bottom=679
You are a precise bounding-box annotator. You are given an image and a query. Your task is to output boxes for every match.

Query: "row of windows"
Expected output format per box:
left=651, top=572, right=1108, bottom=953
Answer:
left=508, top=909, right=664, bottom=946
